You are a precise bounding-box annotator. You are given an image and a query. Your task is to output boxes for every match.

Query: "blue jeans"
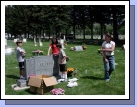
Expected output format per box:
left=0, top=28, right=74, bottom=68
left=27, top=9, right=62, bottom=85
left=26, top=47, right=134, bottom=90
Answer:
left=103, top=56, right=115, bottom=80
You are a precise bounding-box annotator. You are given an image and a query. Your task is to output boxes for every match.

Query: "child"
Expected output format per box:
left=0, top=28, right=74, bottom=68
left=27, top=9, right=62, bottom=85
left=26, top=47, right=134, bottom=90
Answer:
left=16, top=40, right=26, bottom=79
left=57, top=44, right=68, bottom=81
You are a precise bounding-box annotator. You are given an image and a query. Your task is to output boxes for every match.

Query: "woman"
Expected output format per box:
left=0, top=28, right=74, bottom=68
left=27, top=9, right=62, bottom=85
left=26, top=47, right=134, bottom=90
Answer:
left=47, top=37, right=59, bottom=56
left=102, top=34, right=115, bottom=82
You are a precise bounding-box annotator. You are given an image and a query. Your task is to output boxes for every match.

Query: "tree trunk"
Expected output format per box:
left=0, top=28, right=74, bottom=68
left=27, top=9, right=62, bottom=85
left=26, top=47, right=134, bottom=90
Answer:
left=49, top=32, right=51, bottom=41
left=73, top=6, right=76, bottom=39
left=113, top=6, right=118, bottom=43
left=8, top=33, right=9, bottom=38
left=11, top=34, right=13, bottom=38
left=100, top=23, right=103, bottom=40
left=83, top=27, right=85, bottom=39
left=43, top=29, right=44, bottom=38
left=24, top=29, right=27, bottom=38
left=91, top=23, right=93, bottom=40
left=65, top=29, right=67, bottom=36
left=28, top=32, right=29, bottom=39
left=89, top=13, right=93, bottom=40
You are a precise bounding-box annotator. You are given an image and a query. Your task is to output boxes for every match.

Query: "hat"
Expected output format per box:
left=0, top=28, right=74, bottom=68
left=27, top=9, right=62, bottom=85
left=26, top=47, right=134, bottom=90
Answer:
left=16, top=40, right=22, bottom=43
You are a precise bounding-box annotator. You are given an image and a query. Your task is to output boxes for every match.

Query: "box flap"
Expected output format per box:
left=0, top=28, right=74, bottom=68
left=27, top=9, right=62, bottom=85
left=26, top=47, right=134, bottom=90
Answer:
left=28, top=77, right=42, bottom=88
left=43, top=77, right=58, bottom=87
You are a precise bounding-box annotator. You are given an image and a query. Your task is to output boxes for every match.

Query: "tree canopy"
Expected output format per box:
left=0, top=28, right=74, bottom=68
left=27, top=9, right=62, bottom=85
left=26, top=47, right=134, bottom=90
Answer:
left=5, top=5, right=125, bottom=42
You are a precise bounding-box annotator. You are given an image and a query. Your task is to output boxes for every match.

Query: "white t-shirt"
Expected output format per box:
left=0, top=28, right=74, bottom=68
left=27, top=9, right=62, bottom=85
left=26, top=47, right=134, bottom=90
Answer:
left=102, top=41, right=115, bottom=56
left=58, top=49, right=66, bottom=64
left=16, top=47, right=25, bottom=62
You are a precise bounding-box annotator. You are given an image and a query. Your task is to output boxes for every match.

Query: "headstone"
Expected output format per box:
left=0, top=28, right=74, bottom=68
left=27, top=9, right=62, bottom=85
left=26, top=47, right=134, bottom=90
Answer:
left=39, top=38, right=43, bottom=46
left=14, top=39, right=18, bottom=43
left=34, top=38, right=37, bottom=46
left=74, top=46, right=83, bottom=51
left=60, top=39, right=65, bottom=49
left=5, top=47, right=14, bottom=55
left=5, top=38, right=7, bottom=46
left=17, top=79, right=27, bottom=87
left=23, top=38, right=27, bottom=42
left=64, top=35, right=66, bottom=41
left=24, top=55, right=61, bottom=81
left=39, top=42, right=43, bottom=46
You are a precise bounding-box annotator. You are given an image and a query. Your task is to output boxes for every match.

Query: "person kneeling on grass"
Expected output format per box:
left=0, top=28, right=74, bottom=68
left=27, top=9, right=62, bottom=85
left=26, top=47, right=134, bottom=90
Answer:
left=57, top=44, right=69, bottom=81
left=16, top=40, right=26, bottom=79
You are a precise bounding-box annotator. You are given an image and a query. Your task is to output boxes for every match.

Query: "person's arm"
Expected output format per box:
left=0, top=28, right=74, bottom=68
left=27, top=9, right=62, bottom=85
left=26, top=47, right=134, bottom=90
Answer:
left=18, top=48, right=26, bottom=54
left=61, top=56, right=67, bottom=64
left=102, top=47, right=108, bottom=63
left=47, top=46, right=51, bottom=55
left=61, top=50, right=67, bottom=64
left=102, top=47, right=106, bottom=59
left=102, top=45, right=115, bottom=52
left=22, top=51, right=26, bottom=55
left=102, top=42, right=108, bottom=63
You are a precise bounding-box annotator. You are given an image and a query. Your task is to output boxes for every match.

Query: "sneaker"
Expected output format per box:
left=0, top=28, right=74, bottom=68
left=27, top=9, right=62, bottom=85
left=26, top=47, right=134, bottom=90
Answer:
left=105, top=79, right=110, bottom=82
left=57, top=79, right=65, bottom=83
left=20, top=75, right=24, bottom=79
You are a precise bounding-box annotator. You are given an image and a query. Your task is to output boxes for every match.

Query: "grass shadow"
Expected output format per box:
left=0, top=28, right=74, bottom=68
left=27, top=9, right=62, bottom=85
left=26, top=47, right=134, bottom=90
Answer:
left=81, top=76, right=104, bottom=80
left=5, top=74, right=19, bottom=80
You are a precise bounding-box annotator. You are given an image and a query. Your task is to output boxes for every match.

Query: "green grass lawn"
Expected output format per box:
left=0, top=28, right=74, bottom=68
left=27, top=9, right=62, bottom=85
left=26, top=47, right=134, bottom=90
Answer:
left=5, top=40, right=125, bottom=95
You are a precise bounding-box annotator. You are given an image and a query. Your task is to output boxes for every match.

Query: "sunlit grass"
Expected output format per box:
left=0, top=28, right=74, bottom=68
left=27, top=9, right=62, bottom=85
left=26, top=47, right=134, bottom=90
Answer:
left=5, top=40, right=125, bottom=95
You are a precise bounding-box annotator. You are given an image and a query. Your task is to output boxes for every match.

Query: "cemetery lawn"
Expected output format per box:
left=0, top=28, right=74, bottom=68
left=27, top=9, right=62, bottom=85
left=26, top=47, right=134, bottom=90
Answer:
left=5, top=40, right=125, bottom=95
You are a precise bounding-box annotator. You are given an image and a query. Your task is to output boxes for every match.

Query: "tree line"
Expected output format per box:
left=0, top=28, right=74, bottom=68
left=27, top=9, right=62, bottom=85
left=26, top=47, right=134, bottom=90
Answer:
left=5, top=5, right=125, bottom=42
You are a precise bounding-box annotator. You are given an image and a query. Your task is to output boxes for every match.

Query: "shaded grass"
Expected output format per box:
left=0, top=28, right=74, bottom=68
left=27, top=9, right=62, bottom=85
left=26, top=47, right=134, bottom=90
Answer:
left=5, top=40, right=125, bottom=95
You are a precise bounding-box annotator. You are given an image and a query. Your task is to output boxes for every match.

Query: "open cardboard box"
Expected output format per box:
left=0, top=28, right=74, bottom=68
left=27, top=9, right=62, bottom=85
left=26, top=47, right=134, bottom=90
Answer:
left=28, top=75, right=58, bottom=95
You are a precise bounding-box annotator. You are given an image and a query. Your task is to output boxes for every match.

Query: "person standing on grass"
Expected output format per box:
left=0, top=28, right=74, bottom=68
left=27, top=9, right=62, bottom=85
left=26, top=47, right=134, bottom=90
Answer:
left=16, top=40, right=26, bottom=79
left=102, top=34, right=115, bottom=82
left=47, top=36, right=59, bottom=56
left=57, top=44, right=68, bottom=81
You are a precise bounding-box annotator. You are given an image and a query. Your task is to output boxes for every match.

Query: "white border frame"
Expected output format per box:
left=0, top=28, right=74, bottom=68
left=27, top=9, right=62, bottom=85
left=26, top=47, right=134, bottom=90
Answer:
left=1, top=1, right=129, bottom=99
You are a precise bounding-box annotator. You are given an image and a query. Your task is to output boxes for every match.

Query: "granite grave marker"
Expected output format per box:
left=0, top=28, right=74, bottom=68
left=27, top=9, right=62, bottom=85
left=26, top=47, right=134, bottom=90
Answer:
left=24, top=55, right=61, bottom=81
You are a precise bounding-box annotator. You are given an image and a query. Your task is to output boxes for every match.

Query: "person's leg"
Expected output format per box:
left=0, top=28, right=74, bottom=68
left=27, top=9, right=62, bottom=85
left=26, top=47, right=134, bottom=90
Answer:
left=19, top=62, right=24, bottom=79
left=64, top=64, right=67, bottom=80
left=20, top=69, right=24, bottom=79
left=59, top=64, right=64, bottom=79
left=60, top=64, right=67, bottom=81
left=103, top=58, right=110, bottom=81
left=62, top=71, right=65, bottom=79
left=109, top=56, right=115, bottom=76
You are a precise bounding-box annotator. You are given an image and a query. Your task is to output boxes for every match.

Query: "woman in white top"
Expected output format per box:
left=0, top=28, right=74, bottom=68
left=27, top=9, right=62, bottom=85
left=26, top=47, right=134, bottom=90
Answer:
left=102, top=34, right=115, bottom=82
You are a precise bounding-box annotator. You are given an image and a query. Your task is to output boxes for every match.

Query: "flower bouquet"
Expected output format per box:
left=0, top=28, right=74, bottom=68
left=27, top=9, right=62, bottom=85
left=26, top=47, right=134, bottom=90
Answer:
left=70, top=47, right=74, bottom=51
left=67, top=68, right=74, bottom=76
left=82, top=43, right=87, bottom=50
left=98, top=48, right=102, bottom=54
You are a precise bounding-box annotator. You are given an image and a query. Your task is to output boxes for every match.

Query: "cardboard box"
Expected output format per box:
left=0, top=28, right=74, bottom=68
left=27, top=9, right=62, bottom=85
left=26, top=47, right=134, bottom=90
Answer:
left=28, top=75, right=58, bottom=95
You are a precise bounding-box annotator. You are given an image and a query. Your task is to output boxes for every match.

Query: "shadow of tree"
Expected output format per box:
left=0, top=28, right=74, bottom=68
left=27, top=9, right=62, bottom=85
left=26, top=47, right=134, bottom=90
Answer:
left=5, top=74, right=19, bottom=80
